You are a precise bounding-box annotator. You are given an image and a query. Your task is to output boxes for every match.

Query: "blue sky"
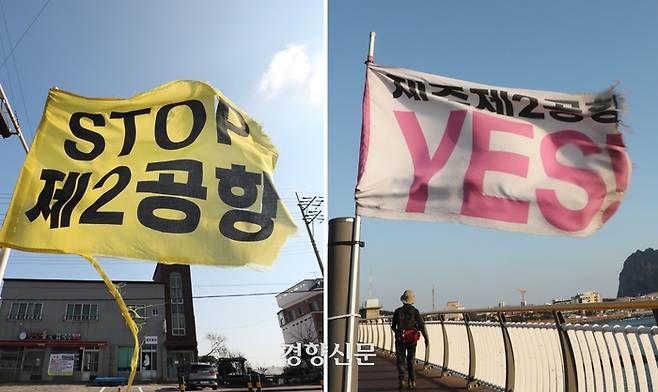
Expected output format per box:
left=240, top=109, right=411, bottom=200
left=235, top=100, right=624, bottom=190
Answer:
left=329, top=0, right=658, bottom=313
left=0, top=0, right=324, bottom=367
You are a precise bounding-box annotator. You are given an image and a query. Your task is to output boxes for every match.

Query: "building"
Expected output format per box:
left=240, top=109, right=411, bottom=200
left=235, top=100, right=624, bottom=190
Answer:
left=572, top=291, right=602, bottom=304
left=276, top=279, right=323, bottom=344
left=552, top=291, right=603, bottom=306
left=361, top=299, right=382, bottom=320
left=152, top=264, right=198, bottom=379
left=445, top=300, right=464, bottom=321
left=0, top=264, right=197, bottom=383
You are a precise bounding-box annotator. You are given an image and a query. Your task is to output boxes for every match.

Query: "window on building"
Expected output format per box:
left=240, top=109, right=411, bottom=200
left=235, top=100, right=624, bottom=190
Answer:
left=310, top=301, right=321, bottom=312
left=171, top=309, right=185, bottom=336
left=152, top=308, right=159, bottom=317
left=117, top=346, right=134, bottom=372
left=0, top=351, right=20, bottom=370
left=65, top=304, right=98, bottom=321
left=170, top=272, right=185, bottom=336
left=83, top=348, right=99, bottom=373
left=277, top=311, right=285, bottom=326
left=8, top=303, right=42, bottom=320
left=170, top=272, right=183, bottom=304
left=141, top=345, right=157, bottom=371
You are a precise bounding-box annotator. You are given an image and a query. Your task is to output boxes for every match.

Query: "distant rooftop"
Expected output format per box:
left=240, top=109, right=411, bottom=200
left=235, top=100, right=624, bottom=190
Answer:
left=275, top=278, right=323, bottom=309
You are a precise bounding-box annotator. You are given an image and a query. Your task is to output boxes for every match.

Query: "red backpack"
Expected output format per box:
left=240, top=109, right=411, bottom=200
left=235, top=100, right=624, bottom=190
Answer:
left=400, top=328, right=421, bottom=344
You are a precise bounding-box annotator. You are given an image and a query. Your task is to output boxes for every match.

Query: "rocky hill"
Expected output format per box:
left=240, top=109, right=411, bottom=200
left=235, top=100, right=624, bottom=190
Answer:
left=617, top=248, right=658, bottom=297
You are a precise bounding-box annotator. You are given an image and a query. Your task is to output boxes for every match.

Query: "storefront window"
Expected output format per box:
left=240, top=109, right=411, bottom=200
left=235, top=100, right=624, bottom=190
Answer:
left=0, top=350, right=20, bottom=370
left=83, top=349, right=99, bottom=373
left=141, top=345, right=157, bottom=371
left=117, top=346, right=134, bottom=372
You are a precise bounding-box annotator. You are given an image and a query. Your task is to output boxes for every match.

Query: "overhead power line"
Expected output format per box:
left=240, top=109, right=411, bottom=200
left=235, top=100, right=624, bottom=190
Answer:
left=0, top=1, right=33, bottom=139
left=0, top=288, right=323, bottom=302
left=0, top=0, right=50, bottom=71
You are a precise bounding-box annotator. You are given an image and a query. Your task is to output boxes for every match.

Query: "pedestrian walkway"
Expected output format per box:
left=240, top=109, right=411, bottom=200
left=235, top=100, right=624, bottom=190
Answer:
left=358, top=354, right=495, bottom=391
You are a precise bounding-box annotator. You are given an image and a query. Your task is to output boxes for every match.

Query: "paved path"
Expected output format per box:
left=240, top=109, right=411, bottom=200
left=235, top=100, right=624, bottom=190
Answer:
left=358, top=354, right=495, bottom=391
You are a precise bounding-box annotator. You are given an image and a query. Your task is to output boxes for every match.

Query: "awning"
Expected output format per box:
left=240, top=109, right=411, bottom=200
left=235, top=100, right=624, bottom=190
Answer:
left=0, top=340, right=106, bottom=348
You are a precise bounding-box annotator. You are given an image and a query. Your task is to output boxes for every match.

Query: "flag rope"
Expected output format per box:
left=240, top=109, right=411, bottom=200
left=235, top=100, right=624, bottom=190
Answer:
left=83, top=255, right=139, bottom=389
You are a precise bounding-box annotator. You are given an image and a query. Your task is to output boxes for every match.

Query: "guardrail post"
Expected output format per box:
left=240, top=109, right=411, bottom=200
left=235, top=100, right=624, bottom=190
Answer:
left=439, top=314, right=449, bottom=377
left=463, top=313, right=477, bottom=389
left=375, top=319, right=381, bottom=350
left=498, top=313, right=515, bottom=392
left=388, top=319, right=395, bottom=358
left=554, top=311, right=578, bottom=392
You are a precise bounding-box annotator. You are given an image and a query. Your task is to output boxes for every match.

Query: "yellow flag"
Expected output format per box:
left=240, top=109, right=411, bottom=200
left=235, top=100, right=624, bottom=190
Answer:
left=0, top=80, right=297, bottom=266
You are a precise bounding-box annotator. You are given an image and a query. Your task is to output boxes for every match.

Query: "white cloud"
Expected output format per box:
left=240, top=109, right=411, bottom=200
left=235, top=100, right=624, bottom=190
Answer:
left=259, top=44, right=324, bottom=107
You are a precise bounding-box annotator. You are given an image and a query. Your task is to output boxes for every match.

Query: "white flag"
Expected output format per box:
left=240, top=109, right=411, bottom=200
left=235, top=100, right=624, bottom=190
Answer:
left=356, top=64, right=631, bottom=236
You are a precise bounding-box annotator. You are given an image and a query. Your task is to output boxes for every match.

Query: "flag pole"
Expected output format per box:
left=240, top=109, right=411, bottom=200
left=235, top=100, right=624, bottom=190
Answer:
left=0, top=81, right=30, bottom=294
left=343, top=31, right=376, bottom=392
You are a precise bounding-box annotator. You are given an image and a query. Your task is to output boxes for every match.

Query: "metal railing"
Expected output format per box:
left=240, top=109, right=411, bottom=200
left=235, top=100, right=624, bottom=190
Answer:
left=358, top=300, right=658, bottom=392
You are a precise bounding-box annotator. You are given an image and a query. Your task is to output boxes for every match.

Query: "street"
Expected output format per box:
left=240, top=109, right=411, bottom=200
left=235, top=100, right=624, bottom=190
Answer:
left=0, top=385, right=322, bottom=392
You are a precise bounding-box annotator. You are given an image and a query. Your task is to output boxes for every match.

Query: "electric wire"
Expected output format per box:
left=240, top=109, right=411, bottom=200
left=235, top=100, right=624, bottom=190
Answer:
left=0, top=288, right=322, bottom=302
left=0, top=1, right=33, bottom=140
left=0, top=0, right=50, bottom=71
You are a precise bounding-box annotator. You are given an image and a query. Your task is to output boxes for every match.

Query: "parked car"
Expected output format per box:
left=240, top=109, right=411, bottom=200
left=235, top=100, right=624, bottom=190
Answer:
left=178, top=363, right=218, bottom=390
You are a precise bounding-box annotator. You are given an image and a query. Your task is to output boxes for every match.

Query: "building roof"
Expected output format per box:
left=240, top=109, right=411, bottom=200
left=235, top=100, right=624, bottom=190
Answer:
left=275, top=278, right=323, bottom=309
left=3, top=278, right=161, bottom=285
left=277, top=278, right=323, bottom=297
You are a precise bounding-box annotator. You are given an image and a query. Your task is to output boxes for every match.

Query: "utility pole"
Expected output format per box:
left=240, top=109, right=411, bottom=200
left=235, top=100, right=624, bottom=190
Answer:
left=432, top=282, right=436, bottom=312
left=295, top=193, right=324, bottom=277
left=0, top=81, right=30, bottom=294
left=517, top=288, right=527, bottom=306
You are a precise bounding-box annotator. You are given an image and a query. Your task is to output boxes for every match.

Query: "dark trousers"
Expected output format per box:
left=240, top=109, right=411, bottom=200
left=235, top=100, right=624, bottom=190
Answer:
left=395, top=340, right=417, bottom=381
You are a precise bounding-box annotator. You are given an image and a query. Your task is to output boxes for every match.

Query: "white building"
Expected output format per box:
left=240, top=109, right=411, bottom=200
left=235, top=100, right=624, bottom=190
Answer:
left=445, top=300, right=464, bottom=321
left=572, top=291, right=602, bottom=304
left=275, top=279, right=323, bottom=344
left=362, top=299, right=382, bottom=320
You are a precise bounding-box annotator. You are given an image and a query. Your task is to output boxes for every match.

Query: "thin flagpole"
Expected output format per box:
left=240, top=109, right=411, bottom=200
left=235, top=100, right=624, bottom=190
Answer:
left=0, top=82, right=29, bottom=153
left=343, top=31, right=376, bottom=392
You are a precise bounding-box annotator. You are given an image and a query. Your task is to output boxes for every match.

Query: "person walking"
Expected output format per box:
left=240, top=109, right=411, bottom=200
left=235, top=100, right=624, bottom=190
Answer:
left=392, top=289, right=429, bottom=389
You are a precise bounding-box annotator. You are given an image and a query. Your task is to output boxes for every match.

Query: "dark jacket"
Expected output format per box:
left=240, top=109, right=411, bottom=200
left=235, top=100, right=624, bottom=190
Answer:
left=392, top=304, right=429, bottom=343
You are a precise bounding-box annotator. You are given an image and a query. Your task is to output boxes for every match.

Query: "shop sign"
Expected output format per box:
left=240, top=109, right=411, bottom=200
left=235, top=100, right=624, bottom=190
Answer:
left=19, top=331, right=82, bottom=341
left=48, top=353, right=75, bottom=376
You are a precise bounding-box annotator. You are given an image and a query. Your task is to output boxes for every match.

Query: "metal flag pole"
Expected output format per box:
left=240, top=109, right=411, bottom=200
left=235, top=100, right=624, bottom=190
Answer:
left=342, top=31, right=376, bottom=392
left=0, top=81, right=30, bottom=293
left=0, top=82, right=29, bottom=153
